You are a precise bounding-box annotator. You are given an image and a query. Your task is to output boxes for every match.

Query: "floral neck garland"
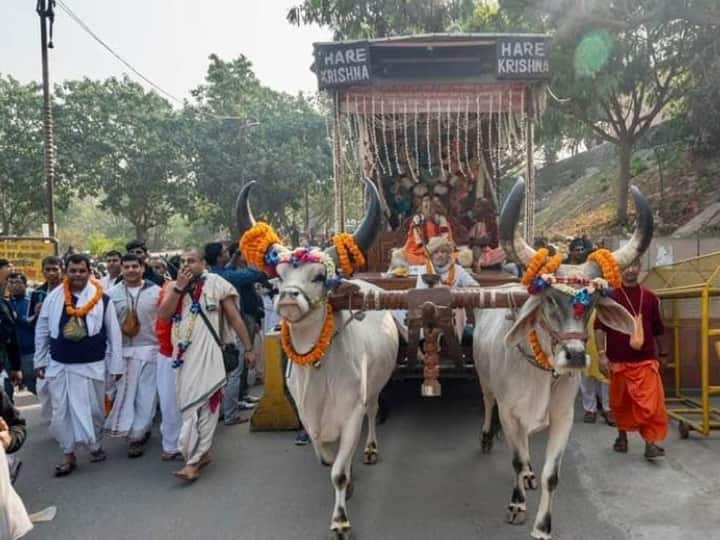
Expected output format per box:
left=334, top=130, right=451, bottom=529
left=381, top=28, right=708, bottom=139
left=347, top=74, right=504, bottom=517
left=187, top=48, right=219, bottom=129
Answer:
left=63, top=278, right=104, bottom=318
left=280, top=303, right=335, bottom=367
left=170, top=275, right=206, bottom=369
left=425, top=259, right=456, bottom=286
left=332, top=232, right=366, bottom=276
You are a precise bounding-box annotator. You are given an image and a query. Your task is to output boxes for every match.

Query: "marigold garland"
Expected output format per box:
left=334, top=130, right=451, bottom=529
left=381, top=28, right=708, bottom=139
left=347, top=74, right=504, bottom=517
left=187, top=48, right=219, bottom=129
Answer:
left=239, top=222, right=281, bottom=270
left=63, top=278, right=104, bottom=318
left=332, top=233, right=366, bottom=276
left=528, top=330, right=553, bottom=370
left=281, top=303, right=335, bottom=366
left=587, top=249, right=621, bottom=288
left=521, top=248, right=549, bottom=286
left=425, top=259, right=457, bottom=286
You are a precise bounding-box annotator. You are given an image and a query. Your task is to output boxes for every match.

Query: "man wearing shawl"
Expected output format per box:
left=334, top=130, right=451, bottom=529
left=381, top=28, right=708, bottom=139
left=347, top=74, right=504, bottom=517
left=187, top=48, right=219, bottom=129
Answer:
left=596, top=258, right=668, bottom=460
left=104, top=254, right=161, bottom=458
left=157, top=248, right=255, bottom=481
left=34, top=254, right=123, bottom=476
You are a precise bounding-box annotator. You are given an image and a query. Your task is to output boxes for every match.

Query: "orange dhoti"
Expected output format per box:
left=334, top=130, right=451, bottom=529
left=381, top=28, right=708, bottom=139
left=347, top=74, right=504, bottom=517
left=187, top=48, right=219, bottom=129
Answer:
left=609, top=359, right=668, bottom=442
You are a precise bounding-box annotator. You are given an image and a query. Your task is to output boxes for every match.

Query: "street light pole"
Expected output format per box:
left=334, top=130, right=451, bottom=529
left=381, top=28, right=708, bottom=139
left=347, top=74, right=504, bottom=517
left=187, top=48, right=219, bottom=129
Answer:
left=37, top=0, right=57, bottom=238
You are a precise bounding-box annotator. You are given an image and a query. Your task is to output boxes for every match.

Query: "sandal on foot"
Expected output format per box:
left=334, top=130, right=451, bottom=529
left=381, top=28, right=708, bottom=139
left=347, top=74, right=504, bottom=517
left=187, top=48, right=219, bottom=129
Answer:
left=89, top=449, right=107, bottom=463
left=197, top=453, right=212, bottom=469
left=644, top=443, right=665, bottom=460
left=128, top=442, right=145, bottom=459
left=54, top=461, right=76, bottom=477
left=174, top=466, right=200, bottom=482
left=613, top=436, right=628, bottom=453
left=161, top=451, right=183, bottom=461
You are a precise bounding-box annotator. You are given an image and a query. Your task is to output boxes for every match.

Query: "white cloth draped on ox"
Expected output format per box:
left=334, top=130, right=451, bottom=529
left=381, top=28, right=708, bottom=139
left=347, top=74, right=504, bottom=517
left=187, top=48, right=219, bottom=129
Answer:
left=104, top=345, right=158, bottom=440
left=0, top=446, right=32, bottom=540
left=33, top=282, right=123, bottom=454
left=173, top=274, right=235, bottom=465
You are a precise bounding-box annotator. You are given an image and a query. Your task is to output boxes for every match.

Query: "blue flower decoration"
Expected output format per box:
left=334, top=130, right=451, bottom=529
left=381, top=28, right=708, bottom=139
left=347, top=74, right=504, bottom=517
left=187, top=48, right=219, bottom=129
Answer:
left=190, top=302, right=201, bottom=314
left=574, top=288, right=591, bottom=307
left=171, top=359, right=184, bottom=369
left=325, top=276, right=342, bottom=289
left=171, top=314, right=181, bottom=323
left=265, top=249, right=280, bottom=267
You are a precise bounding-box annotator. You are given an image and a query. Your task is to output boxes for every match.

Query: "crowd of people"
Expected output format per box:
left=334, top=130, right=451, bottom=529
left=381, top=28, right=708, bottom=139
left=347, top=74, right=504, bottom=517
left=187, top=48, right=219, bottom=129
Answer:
left=0, top=238, right=282, bottom=488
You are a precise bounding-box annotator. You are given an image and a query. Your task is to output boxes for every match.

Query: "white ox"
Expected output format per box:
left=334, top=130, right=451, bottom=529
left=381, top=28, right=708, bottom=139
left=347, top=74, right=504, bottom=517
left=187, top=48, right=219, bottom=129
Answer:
left=236, top=179, right=398, bottom=539
left=473, top=179, right=653, bottom=539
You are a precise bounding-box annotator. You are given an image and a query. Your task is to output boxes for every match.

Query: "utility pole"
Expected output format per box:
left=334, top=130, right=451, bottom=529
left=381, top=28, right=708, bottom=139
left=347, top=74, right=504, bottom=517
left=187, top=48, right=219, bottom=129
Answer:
left=37, top=0, right=57, bottom=238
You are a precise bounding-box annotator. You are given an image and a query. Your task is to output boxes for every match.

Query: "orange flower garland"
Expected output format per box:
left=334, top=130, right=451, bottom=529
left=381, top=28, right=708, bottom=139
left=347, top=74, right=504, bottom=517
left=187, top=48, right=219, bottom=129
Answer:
left=521, top=248, right=549, bottom=286
left=281, top=303, right=335, bottom=366
left=528, top=330, right=553, bottom=370
left=587, top=249, right=621, bottom=288
left=332, top=233, right=366, bottom=276
left=63, top=278, right=104, bottom=318
left=425, top=259, right=457, bottom=286
left=239, top=222, right=281, bottom=270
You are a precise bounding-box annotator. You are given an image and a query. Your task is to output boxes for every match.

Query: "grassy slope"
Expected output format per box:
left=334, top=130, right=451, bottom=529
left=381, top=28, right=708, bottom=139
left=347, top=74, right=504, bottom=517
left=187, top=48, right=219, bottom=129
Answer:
left=535, top=145, right=720, bottom=241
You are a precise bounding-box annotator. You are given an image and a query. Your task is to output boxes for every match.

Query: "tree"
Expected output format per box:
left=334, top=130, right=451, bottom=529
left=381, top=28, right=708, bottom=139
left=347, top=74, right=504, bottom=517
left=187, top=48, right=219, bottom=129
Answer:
left=287, top=0, right=475, bottom=39
left=183, top=55, right=332, bottom=236
left=54, top=77, right=194, bottom=242
left=0, top=76, right=71, bottom=235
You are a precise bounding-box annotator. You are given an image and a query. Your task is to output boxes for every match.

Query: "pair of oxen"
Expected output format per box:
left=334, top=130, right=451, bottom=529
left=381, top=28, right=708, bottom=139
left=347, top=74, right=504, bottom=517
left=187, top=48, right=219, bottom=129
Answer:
left=236, top=178, right=652, bottom=540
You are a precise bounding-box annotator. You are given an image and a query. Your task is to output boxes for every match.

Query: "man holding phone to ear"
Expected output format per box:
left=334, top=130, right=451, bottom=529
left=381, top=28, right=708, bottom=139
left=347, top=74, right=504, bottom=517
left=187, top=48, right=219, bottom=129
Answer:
left=157, top=247, right=255, bottom=482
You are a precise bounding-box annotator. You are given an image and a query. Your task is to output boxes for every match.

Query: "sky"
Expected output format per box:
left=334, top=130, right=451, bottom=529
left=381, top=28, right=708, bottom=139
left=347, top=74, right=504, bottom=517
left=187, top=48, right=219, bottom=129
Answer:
left=1, top=0, right=333, bottom=101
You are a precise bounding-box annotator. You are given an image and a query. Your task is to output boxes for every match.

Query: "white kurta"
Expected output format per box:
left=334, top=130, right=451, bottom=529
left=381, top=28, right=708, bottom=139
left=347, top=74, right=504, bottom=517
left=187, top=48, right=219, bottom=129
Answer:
left=0, top=447, right=32, bottom=540
left=34, top=282, right=123, bottom=454
left=105, top=282, right=161, bottom=441
left=156, top=353, right=181, bottom=453
left=172, top=274, right=236, bottom=464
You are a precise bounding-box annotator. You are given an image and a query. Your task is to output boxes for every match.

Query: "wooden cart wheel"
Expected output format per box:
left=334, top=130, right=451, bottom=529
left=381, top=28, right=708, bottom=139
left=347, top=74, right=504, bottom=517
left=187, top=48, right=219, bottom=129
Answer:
left=678, top=421, right=690, bottom=439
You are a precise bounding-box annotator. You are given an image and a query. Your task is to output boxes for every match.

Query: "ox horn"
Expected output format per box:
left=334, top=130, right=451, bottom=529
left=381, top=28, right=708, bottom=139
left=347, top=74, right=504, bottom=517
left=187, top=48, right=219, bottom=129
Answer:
left=498, top=178, right=537, bottom=265
left=609, top=185, right=654, bottom=269
left=235, top=181, right=257, bottom=240
left=325, top=177, right=382, bottom=265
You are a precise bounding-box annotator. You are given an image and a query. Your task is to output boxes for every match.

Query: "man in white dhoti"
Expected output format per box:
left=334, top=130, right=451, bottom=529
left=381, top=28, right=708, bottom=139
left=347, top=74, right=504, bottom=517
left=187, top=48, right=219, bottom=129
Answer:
left=105, top=254, right=161, bottom=457
left=34, top=254, right=123, bottom=477
left=0, top=385, right=31, bottom=539
left=158, top=248, right=255, bottom=481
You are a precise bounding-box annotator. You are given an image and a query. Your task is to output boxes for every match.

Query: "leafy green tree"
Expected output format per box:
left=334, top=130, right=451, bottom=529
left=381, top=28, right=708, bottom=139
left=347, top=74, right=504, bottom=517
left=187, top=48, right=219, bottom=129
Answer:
left=183, top=55, right=332, bottom=236
left=0, top=76, right=71, bottom=235
left=54, top=77, right=194, bottom=241
left=287, top=0, right=475, bottom=39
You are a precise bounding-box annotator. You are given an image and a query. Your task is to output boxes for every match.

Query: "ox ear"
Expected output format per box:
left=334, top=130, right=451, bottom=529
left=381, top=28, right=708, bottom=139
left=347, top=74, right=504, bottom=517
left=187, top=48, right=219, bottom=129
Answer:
left=504, top=295, right=543, bottom=347
left=595, top=296, right=635, bottom=335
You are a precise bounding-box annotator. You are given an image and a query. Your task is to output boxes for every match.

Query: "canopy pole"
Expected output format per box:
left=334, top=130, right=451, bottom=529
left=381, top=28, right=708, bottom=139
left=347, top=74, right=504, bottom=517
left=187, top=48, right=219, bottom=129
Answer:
left=332, top=91, right=346, bottom=233
left=524, top=85, right=535, bottom=241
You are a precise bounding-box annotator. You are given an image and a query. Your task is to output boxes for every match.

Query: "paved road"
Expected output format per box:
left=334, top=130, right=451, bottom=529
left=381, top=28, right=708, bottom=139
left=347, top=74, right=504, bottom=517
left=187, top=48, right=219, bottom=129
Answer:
left=13, top=380, right=715, bottom=540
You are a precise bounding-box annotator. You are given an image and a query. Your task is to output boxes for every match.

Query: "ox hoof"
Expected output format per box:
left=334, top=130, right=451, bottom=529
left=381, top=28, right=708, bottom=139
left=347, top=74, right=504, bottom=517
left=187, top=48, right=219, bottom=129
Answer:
left=523, top=472, right=538, bottom=490
left=363, top=450, right=378, bottom=465
left=530, top=529, right=552, bottom=540
left=330, top=522, right=352, bottom=539
left=505, top=504, right=527, bottom=525
left=481, top=432, right=494, bottom=454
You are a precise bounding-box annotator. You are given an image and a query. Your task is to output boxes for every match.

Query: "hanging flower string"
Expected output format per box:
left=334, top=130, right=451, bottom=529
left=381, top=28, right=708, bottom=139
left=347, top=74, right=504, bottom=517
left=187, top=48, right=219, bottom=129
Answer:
left=239, top=222, right=282, bottom=273
left=170, top=276, right=206, bottom=369
left=63, top=278, right=104, bottom=318
left=528, top=330, right=553, bottom=370
left=281, top=303, right=335, bottom=367
left=332, top=233, right=366, bottom=277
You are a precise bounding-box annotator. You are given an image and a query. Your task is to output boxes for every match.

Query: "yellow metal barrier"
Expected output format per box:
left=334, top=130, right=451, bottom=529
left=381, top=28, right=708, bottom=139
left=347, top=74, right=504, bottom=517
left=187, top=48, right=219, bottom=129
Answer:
left=250, top=332, right=300, bottom=432
left=645, top=252, right=720, bottom=438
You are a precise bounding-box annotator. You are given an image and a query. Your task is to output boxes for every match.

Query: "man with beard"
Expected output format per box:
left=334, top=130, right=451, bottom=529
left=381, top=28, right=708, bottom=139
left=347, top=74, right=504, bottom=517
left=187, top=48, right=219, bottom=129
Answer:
left=596, top=258, right=668, bottom=460
left=105, top=254, right=161, bottom=458
left=157, top=248, right=255, bottom=481
left=34, top=254, right=123, bottom=476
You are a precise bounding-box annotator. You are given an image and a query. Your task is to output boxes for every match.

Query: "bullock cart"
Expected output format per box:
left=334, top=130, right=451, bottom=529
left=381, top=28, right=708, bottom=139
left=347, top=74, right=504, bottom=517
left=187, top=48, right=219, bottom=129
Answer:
left=644, top=251, right=720, bottom=438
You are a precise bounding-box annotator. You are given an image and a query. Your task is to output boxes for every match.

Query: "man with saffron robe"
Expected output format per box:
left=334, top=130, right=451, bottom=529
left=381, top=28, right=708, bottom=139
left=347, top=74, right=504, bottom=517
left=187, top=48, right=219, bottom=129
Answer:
left=105, top=254, right=161, bottom=458
left=34, top=254, right=123, bottom=476
left=402, top=194, right=454, bottom=266
left=596, top=258, right=668, bottom=460
left=157, top=248, right=255, bottom=481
